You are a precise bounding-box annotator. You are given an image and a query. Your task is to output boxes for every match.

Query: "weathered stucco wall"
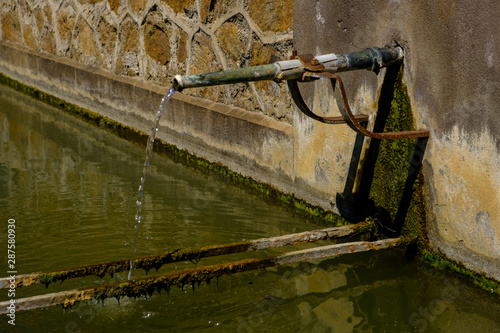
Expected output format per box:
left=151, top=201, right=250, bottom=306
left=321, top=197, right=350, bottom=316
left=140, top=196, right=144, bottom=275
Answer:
left=0, top=0, right=294, bottom=121
left=294, top=0, right=500, bottom=280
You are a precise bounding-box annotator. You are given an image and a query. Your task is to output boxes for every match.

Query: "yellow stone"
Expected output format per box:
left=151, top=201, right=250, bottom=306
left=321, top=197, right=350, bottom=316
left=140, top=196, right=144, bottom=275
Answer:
left=248, top=0, right=292, bottom=32
left=161, top=0, right=195, bottom=13
left=23, top=25, right=37, bottom=49
left=2, top=12, right=22, bottom=43
left=144, top=24, right=170, bottom=65
left=217, top=22, right=245, bottom=67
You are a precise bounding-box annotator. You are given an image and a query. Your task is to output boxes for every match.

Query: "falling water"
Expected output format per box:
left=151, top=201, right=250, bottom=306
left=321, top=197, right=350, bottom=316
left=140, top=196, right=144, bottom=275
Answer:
left=128, top=86, right=176, bottom=280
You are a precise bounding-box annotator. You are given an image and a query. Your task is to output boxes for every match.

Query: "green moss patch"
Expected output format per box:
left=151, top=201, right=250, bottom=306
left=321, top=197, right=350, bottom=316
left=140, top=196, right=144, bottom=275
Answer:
left=422, top=250, right=500, bottom=295
left=369, top=65, right=426, bottom=244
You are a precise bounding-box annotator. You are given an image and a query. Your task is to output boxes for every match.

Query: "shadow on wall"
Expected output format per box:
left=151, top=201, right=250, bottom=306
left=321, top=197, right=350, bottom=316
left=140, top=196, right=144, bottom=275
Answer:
left=336, top=63, right=428, bottom=239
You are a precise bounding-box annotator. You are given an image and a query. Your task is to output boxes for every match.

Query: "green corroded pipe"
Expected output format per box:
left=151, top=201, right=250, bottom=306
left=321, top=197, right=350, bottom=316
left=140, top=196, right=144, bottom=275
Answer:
left=173, top=64, right=280, bottom=91
left=173, top=46, right=403, bottom=91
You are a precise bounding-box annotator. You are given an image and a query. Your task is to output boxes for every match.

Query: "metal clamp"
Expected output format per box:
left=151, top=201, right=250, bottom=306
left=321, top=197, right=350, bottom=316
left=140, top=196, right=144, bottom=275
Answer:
left=294, top=53, right=325, bottom=72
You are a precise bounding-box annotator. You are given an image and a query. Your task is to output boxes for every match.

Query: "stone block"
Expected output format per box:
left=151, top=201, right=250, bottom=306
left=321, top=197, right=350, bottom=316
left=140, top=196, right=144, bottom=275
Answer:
left=144, top=23, right=170, bottom=66
left=108, top=0, right=119, bottom=13
left=161, top=0, right=196, bottom=13
left=130, top=0, right=147, bottom=12
left=23, top=25, right=37, bottom=49
left=121, top=20, right=139, bottom=52
left=40, top=33, right=55, bottom=54
left=189, top=31, right=224, bottom=101
left=177, top=30, right=188, bottom=65
left=2, top=11, right=22, bottom=43
left=200, top=0, right=235, bottom=24
left=116, top=20, right=140, bottom=75
left=248, top=0, right=292, bottom=33
left=34, top=8, right=45, bottom=35
left=57, top=4, right=77, bottom=52
left=74, top=18, right=100, bottom=64
left=216, top=20, right=248, bottom=68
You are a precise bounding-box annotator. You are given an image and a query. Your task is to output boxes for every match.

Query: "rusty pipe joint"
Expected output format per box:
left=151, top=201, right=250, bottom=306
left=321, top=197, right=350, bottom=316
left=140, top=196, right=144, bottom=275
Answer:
left=172, top=46, right=403, bottom=91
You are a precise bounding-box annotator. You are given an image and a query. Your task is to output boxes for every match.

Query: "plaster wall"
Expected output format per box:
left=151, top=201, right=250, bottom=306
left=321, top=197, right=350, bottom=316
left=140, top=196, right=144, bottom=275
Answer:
left=294, top=0, right=500, bottom=280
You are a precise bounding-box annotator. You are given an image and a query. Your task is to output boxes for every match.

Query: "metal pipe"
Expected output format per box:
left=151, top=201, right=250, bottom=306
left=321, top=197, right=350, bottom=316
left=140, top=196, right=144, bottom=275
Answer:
left=173, top=64, right=280, bottom=91
left=173, top=47, right=403, bottom=91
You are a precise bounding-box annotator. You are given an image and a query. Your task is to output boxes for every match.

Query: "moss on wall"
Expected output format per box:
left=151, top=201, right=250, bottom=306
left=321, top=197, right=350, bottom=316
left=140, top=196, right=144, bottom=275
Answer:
left=369, top=66, right=427, bottom=245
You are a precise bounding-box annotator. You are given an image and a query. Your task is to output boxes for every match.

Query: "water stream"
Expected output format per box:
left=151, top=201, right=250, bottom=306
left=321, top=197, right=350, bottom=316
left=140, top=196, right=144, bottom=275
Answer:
left=1, top=84, right=500, bottom=332
left=128, top=86, right=176, bottom=280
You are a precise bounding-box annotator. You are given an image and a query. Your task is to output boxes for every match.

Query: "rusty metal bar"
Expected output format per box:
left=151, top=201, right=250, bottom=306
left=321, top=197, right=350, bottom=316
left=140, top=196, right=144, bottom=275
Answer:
left=287, top=77, right=370, bottom=125
left=330, top=74, right=430, bottom=139
left=288, top=73, right=430, bottom=140
left=0, top=223, right=371, bottom=289
left=0, top=238, right=401, bottom=314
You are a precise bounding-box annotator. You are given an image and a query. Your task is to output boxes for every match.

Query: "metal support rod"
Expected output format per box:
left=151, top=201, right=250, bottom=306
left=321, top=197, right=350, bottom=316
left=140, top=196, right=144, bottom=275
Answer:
left=0, top=238, right=401, bottom=314
left=173, top=47, right=403, bottom=91
left=0, top=223, right=371, bottom=289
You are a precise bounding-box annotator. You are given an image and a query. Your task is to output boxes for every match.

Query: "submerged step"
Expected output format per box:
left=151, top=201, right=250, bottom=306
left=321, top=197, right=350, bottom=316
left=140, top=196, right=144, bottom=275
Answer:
left=0, top=238, right=401, bottom=314
left=0, top=223, right=371, bottom=289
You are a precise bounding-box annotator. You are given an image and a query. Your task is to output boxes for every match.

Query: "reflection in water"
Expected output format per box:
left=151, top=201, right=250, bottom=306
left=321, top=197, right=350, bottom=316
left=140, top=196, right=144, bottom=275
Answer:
left=1, top=85, right=499, bottom=332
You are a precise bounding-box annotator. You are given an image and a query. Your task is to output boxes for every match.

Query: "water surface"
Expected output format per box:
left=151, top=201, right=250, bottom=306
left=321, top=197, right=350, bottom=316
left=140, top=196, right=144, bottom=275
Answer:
left=1, top=85, right=499, bottom=332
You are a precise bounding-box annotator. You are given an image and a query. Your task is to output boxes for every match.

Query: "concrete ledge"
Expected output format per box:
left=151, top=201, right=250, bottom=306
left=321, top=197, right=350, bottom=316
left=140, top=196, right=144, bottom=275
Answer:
left=0, top=41, right=298, bottom=200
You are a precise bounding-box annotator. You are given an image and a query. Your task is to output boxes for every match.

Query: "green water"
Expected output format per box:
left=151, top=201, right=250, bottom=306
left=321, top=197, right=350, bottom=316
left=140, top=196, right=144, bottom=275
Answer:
left=0, top=85, right=499, bottom=332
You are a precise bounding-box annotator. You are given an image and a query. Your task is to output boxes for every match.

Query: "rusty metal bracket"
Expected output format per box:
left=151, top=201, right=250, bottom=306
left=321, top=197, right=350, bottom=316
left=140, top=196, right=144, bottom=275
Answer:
left=287, top=75, right=369, bottom=125
left=296, top=54, right=325, bottom=72
left=288, top=72, right=429, bottom=140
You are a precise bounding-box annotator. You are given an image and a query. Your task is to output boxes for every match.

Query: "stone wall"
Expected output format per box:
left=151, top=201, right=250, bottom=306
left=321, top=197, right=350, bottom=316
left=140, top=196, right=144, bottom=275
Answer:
left=0, top=0, right=294, bottom=121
